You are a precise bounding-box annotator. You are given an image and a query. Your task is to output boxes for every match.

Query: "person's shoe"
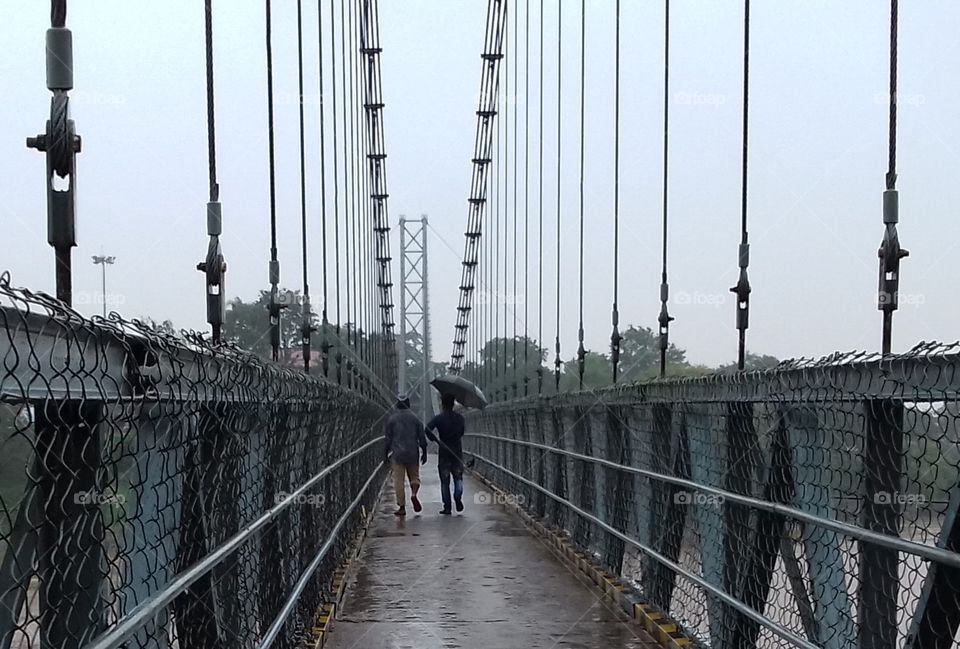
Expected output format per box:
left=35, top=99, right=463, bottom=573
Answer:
left=439, top=508, right=452, bottom=515
left=411, top=495, right=422, bottom=513
left=394, top=507, right=406, bottom=517
left=455, top=498, right=464, bottom=512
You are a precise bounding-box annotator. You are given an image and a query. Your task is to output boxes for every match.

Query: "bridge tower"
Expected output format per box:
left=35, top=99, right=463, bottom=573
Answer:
left=398, top=215, right=434, bottom=424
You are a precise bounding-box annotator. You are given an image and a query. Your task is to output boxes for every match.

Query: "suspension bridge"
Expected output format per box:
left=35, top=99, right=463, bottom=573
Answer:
left=0, top=0, right=958, bottom=648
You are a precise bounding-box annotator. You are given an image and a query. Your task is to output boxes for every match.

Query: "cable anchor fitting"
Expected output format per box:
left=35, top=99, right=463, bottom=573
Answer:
left=877, top=189, right=908, bottom=312
left=27, top=27, right=81, bottom=255
left=729, top=243, right=751, bottom=332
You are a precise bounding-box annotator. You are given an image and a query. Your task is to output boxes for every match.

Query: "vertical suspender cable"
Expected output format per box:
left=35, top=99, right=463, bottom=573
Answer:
left=199, top=0, right=227, bottom=344
left=657, top=0, right=673, bottom=378
left=296, top=0, right=314, bottom=373
left=523, top=0, right=530, bottom=397
left=730, top=0, right=752, bottom=371
left=348, top=0, right=359, bottom=370
left=500, top=4, right=509, bottom=400
left=29, top=0, right=81, bottom=306
left=265, top=0, right=284, bottom=363
left=318, top=0, right=331, bottom=377
left=553, top=0, right=562, bottom=393
left=610, top=0, right=621, bottom=383
left=512, top=0, right=519, bottom=399
left=495, top=43, right=502, bottom=399
left=340, top=0, right=353, bottom=378
left=576, top=0, right=585, bottom=391
left=878, top=0, right=906, bottom=355
left=537, top=0, right=544, bottom=395
left=331, top=0, right=343, bottom=383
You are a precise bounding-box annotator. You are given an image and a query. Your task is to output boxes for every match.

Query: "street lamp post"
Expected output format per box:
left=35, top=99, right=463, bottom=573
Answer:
left=91, top=255, right=115, bottom=318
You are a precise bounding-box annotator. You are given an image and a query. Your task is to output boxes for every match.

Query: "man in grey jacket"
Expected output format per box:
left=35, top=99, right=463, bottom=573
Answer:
left=384, top=395, right=427, bottom=516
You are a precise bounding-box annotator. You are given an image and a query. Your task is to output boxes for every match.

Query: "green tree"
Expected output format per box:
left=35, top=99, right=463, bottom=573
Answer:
left=618, top=325, right=688, bottom=381
left=560, top=350, right=614, bottom=392
left=223, top=289, right=315, bottom=358
left=718, top=352, right=781, bottom=373
left=465, top=336, right=547, bottom=400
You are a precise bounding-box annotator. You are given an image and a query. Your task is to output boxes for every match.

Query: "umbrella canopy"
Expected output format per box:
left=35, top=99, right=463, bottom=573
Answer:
left=430, top=374, right=488, bottom=410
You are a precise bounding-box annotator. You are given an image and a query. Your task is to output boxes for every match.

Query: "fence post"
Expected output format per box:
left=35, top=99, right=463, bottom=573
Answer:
left=859, top=398, right=905, bottom=649
left=35, top=399, right=105, bottom=649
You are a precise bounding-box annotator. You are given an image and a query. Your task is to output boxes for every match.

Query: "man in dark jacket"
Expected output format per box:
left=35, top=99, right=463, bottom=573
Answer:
left=384, top=395, right=427, bottom=516
left=425, top=393, right=466, bottom=515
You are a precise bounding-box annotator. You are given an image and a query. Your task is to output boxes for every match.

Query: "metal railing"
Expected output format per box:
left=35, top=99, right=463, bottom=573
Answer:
left=466, top=346, right=960, bottom=649
left=0, top=275, right=388, bottom=649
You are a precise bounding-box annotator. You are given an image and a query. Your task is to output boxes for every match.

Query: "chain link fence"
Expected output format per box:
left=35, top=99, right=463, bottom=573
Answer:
left=466, top=347, right=960, bottom=649
left=0, top=274, right=388, bottom=649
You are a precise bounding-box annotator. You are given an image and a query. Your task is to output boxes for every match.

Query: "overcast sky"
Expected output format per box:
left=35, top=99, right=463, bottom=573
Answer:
left=1, top=1, right=958, bottom=369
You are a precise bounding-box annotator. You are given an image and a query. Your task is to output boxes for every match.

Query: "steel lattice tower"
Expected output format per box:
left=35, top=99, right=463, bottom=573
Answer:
left=398, top=216, right=433, bottom=423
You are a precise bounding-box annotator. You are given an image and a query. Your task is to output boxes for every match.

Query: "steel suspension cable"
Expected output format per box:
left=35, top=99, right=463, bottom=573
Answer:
left=331, top=0, right=343, bottom=384
left=610, top=0, right=621, bottom=383
left=512, top=0, right=519, bottom=399
left=523, top=0, right=530, bottom=397
left=500, top=5, right=509, bottom=400
left=51, top=0, right=66, bottom=27
left=296, top=0, right=314, bottom=374
left=657, top=0, right=673, bottom=378
left=317, top=0, right=331, bottom=377
left=878, top=0, right=906, bottom=355
left=576, top=0, right=585, bottom=391
left=553, top=0, right=562, bottom=393
left=264, top=0, right=284, bottom=363
left=537, top=0, right=544, bottom=395
left=340, top=0, right=353, bottom=376
left=349, top=0, right=360, bottom=372
left=495, top=56, right=501, bottom=397
left=199, top=0, right=226, bottom=344
left=731, top=0, right=752, bottom=371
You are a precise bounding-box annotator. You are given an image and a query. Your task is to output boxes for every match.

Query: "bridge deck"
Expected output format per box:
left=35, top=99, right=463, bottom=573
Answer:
left=324, top=468, right=654, bottom=649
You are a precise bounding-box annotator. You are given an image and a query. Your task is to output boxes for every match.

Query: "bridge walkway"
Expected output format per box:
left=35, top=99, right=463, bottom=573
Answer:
left=323, top=468, right=655, bottom=649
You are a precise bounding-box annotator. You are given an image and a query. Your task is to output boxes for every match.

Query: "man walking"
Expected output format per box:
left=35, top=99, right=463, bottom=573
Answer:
left=384, top=395, right=427, bottom=516
left=425, top=393, right=466, bottom=515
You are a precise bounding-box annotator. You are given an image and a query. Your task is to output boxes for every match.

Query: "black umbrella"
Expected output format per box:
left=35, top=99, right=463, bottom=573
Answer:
left=430, top=374, right=488, bottom=410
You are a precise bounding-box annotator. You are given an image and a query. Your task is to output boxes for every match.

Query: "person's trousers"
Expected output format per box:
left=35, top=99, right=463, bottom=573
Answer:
left=392, top=462, right=420, bottom=506
left=438, top=459, right=464, bottom=511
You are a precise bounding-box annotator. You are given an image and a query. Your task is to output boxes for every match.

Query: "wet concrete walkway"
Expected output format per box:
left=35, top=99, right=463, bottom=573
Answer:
left=324, top=465, right=655, bottom=649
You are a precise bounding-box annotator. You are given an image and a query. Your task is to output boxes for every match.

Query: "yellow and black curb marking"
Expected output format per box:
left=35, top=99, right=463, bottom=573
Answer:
left=470, top=471, right=696, bottom=649
left=309, top=476, right=388, bottom=648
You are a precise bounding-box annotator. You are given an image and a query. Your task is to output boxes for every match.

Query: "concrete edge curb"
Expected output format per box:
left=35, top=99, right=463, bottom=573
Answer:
left=471, top=471, right=697, bottom=649
left=309, top=473, right=389, bottom=649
